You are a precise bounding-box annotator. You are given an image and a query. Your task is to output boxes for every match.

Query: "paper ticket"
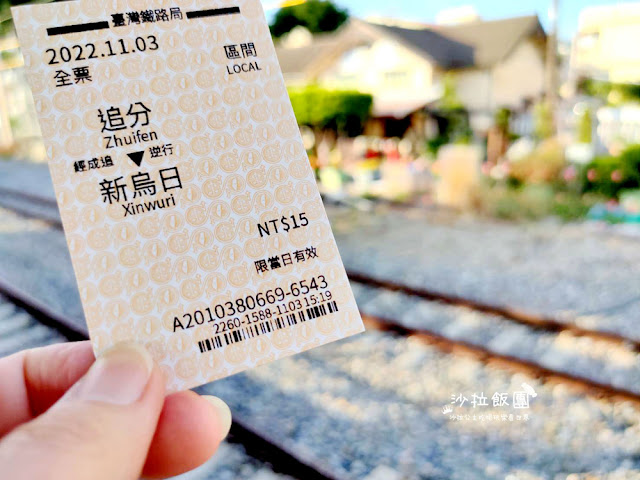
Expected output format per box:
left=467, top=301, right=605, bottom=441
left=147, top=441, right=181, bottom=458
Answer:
left=11, top=0, right=364, bottom=391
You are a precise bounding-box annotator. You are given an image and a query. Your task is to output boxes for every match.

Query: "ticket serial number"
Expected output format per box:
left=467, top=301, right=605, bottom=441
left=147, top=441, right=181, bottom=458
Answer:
left=173, top=275, right=329, bottom=332
left=212, top=290, right=333, bottom=334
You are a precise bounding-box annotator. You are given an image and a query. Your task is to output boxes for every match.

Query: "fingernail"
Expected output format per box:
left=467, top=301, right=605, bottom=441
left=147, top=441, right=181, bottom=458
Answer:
left=203, top=396, right=232, bottom=438
left=75, top=343, right=154, bottom=405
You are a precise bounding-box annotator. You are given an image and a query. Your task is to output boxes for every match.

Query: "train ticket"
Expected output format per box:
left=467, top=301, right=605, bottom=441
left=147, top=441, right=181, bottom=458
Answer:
left=12, top=0, right=364, bottom=391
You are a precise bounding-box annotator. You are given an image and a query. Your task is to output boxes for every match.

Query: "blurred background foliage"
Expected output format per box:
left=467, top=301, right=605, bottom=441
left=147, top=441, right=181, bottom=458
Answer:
left=582, top=145, right=640, bottom=199
left=577, top=78, right=640, bottom=106
left=0, top=0, right=50, bottom=35
left=288, top=85, right=372, bottom=137
left=270, top=0, right=348, bottom=38
left=509, top=139, right=566, bottom=185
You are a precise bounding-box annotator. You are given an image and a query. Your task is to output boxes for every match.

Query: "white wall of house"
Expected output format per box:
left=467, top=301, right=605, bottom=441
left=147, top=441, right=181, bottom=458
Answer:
left=572, top=4, right=640, bottom=83
left=455, top=40, right=545, bottom=115
left=455, top=69, right=493, bottom=112
left=283, top=72, right=309, bottom=86
left=318, top=39, right=435, bottom=105
left=491, top=39, right=545, bottom=110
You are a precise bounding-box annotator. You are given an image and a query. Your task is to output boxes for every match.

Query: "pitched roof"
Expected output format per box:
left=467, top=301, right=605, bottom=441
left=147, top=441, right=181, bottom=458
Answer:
left=371, top=23, right=474, bottom=69
left=276, top=35, right=341, bottom=76
left=274, top=15, right=545, bottom=78
left=433, top=15, right=545, bottom=67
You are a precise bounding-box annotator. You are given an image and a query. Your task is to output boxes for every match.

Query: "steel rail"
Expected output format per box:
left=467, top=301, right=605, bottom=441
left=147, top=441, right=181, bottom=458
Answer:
left=0, top=187, right=62, bottom=228
left=363, top=314, right=640, bottom=406
left=347, top=270, right=640, bottom=352
left=0, top=187, right=58, bottom=207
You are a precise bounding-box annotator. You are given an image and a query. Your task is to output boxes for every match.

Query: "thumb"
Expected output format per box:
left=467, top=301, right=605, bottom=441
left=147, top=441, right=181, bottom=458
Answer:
left=0, top=343, right=165, bottom=480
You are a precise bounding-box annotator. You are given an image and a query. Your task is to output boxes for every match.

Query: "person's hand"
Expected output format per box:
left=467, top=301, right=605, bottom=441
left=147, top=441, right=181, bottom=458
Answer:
left=0, top=341, right=232, bottom=479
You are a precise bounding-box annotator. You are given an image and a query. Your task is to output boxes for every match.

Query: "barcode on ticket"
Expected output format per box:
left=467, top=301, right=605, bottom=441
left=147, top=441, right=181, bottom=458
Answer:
left=197, top=301, right=339, bottom=353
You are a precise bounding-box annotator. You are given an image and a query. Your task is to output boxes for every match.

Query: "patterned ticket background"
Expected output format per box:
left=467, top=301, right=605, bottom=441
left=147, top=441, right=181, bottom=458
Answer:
left=12, top=0, right=364, bottom=392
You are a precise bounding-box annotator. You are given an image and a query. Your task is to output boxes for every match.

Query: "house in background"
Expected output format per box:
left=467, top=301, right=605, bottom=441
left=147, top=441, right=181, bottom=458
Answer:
left=571, top=3, right=640, bottom=84
left=568, top=3, right=640, bottom=152
left=276, top=15, right=547, bottom=139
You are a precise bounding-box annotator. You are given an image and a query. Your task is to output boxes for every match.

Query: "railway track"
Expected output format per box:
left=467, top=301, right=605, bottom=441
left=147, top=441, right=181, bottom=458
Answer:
left=347, top=270, right=640, bottom=352
left=0, top=187, right=62, bottom=228
left=4, top=275, right=640, bottom=477
left=2, top=191, right=640, bottom=406
left=3, top=193, right=640, bottom=476
left=7, top=286, right=640, bottom=480
left=362, top=314, right=640, bottom=406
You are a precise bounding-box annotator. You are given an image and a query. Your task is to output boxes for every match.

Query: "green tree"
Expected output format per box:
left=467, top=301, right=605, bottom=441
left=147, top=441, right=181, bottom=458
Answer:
left=0, top=0, right=15, bottom=35
left=270, top=0, right=348, bottom=38
left=0, top=0, right=10, bottom=27
left=439, top=74, right=463, bottom=110
left=0, top=0, right=54, bottom=35
left=533, top=101, right=554, bottom=140
left=577, top=107, right=592, bottom=144
left=577, top=78, right=640, bottom=105
left=494, top=107, right=511, bottom=136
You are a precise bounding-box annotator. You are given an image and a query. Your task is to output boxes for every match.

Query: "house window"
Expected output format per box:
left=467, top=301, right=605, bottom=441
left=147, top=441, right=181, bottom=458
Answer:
left=383, top=70, right=408, bottom=87
left=577, top=32, right=599, bottom=51
left=337, top=46, right=370, bottom=75
left=336, top=74, right=357, bottom=83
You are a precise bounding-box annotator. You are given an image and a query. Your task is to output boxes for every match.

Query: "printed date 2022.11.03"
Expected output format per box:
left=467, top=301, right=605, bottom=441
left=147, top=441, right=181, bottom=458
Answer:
left=46, top=36, right=159, bottom=64
left=173, top=275, right=330, bottom=332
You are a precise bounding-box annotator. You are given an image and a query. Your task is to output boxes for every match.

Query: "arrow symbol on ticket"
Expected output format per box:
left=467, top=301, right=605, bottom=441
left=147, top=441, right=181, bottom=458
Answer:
left=126, top=150, right=145, bottom=167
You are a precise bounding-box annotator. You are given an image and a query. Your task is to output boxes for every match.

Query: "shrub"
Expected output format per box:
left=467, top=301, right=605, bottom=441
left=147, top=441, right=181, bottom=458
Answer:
left=618, top=145, right=640, bottom=184
left=475, top=182, right=599, bottom=221
left=508, top=138, right=566, bottom=185
left=426, top=136, right=448, bottom=156
left=582, top=145, right=640, bottom=198
left=288, top=86, right=372, bottom=137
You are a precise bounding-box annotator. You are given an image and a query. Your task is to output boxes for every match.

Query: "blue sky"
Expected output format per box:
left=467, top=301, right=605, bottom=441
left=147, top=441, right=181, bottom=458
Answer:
left=268, top=0, right=627, bottom=41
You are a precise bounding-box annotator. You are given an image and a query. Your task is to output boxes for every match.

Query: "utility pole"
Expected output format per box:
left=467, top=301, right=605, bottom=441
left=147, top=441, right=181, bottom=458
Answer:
left=545, top=0, right=559, bottom=133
